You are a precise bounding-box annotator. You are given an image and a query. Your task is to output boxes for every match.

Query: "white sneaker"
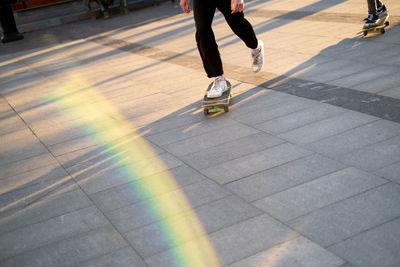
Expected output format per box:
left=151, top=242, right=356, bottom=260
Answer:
left=252, top=40, right=264, bottom=73
left=207, top=77, right=228, bottom=98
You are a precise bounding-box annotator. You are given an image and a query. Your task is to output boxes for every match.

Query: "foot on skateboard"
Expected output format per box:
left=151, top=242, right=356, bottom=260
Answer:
left=202, top=80, right=232, bottom=115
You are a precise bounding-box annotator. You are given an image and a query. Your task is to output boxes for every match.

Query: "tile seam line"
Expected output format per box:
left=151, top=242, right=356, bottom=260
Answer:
left=275, top=116, right=381, bottom=147
left=145, top=119, right=239, bottom=146
left=251, top=108, right=349, bottom=136
left=115, top=192, right=233, bottom=235
left=180, top=136, right=286, bottom=171
left=233, top=129, right=395, bottom=201
left=89, top=166, right=223, bottom=215
left=0, top=224, right=132, bottom=265
left=303, top=125, right=400, bottom=159
left=325, top=214, right=400, bottom=249
left=223, top=234, right=345, bottom=267
left=0, top=202, right=94, bottom=238
left=332, top=133, right=400, bottom=171
left=249, top=165, right=387, bottom=206
left=86, top=164, right=202, bottom=203
left=284, top=181, right=392, bottom=228
left=68, top=245, right=133, bottom=267
left=0, top=154, right=57, bottom=180
left=0, top=94, right=150, bottom=266
left=136, top=212, right=264, bottom=261
left=153, top=121, right=252, bottom=150
left=233, top=165, right=349, bottom=203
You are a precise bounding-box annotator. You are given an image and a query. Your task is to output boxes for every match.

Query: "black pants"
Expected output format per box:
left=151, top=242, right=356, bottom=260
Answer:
left=0, top=2, right=18, bottom=35
left=367, top=0, right=383, bottom=14
left=193, top=0, right=258, bottom=78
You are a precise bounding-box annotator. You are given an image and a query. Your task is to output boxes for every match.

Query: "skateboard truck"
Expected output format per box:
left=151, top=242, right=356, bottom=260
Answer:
left=362, top=21, right=389, bottom=36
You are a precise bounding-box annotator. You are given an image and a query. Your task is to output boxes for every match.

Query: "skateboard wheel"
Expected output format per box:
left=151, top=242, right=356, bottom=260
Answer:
left=385, top=21, right=389, bottom=26
left=224, top=106, right=229, bottom=112
left=381, top=28, right=385, bottom=34
left=363, top=30, right=368, bottom=36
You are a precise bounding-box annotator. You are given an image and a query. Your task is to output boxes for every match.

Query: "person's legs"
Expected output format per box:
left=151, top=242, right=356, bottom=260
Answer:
left=376, top=0, right=383, bottom=9
left=0, top=3, right=23, bottom=43
left=364, top=0, right=388, bottom=29
left=216, top=0, right=263, bottom=72
left=0, top=3, right=18, bottom=34
left=367, top=0, right=377, bottom=14
left=193, top=0, right=223, bottom=78
left=216, top=0, right=258, bottom=49
left=100, top=0, right=110, bottom=18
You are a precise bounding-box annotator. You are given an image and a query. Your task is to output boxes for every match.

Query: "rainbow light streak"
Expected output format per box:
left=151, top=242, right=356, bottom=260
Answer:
left=47, top=73, right=220, bottom=267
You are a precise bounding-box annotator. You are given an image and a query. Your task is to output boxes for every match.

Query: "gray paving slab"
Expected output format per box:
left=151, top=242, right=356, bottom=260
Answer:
left=29, top=121, right=97, bottom=147
left=294, top=59, right=362, bottom=83
left=0, top=224, right=127, bottom=267
left=306, top=119, right=400, bottom=158
left=75, top=247, right=147, bottom=267
left=0, top=152, right=57, bottom=180
left=163, top=123, right=259, bottom=157
left=0, top=187, right=92, bottom=236
left=47, top=134, right=107, bottom=157
left=254, top=167, right=387, bottom=222
left=184, top=132, right=285, bottom=170
left=230, top=90, right=293, bottom=117
left=0, top=206, right=108, bottom=261
left=307, top=62, right=372, bottom=85
left=328, top=66, right=399, bottom=90
left=255, top=103, right=346, bottom=135
left=279, top=111, right=378, bottom=144
left=55, top=141, right=165, bottom=169
left=106, top=179, right=230, bottom=233
left=225, top=154, right=346, bottom=202
left=90, top=165, right=206, bottom=212
left=0, top=128, right=48, bottom=166
left=125, top=195, right=262, bottom=258
left=380, top=87, right=400, bottom=99
left=288, top=183, right=400, bottom=247
left=351, top=71, right=400, bottom=94
left=328, top=217, right=400, bottom=267
left=0, top=164, right=71, bottom=205
left=228, top=236, right=344, bottom=267
left=201, top=143, right=313, bottom=184
left=0, top=162, right=96, bottom=233
left=135, top=108, right=205, bottom=137
left=145, top=214, right=299, bottom=266
left=374, top=161, right=400, bottom=185
left=234, top=97, right=315, bottom=126
left=0, top=111, right=26, bottom=136
left=147, top=117, right=237, bottom=146
left=67, top=152, right=183, bottom=195
left=338, top=135, right=400, bottom=172
left=337, top=42, right=396, bottom=63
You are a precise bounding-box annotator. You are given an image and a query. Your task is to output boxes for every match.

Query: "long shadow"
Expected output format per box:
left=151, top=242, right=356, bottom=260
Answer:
left=0, top=0, right=365, bottom=234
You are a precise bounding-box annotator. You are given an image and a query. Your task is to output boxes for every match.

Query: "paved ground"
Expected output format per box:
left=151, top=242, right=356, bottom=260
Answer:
left=1, top=0, right=400, bottom=266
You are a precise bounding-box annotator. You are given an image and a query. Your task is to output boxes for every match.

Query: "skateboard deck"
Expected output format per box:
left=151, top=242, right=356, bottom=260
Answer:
left=361, top=21, right=389, bottom=36
left=202, top=80, right=232, bottom=115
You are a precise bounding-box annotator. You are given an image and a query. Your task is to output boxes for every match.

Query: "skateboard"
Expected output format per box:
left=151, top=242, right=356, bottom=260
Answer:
left=202, top=80, right=232, bottom=115
left=362, top=21, right=389, bottom=36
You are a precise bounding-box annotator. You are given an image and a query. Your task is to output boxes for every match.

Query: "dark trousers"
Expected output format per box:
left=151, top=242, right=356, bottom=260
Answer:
left=193, top=0, right=258, bottom=78
left=367, top=0, right=383, bottom=14
left=0, top=2, right=18, bottom=35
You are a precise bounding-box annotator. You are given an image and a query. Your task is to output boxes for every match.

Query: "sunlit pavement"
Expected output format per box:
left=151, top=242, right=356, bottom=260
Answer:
left=1, top=0, right=400, bottom=266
